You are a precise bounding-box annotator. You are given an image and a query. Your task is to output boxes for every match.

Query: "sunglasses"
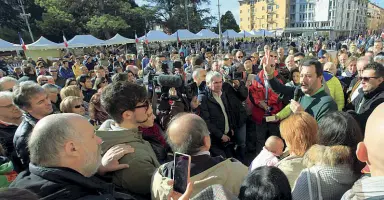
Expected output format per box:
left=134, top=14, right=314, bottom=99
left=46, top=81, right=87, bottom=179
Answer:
left=237, top=56, right=244, bottom=59
left=49, top=70, right=58, bottom=73
left=74, top=104, right=84, bottom=109
left=359, top=76, right=380, bottom=82
left=294, top=60, right=302, bottom=63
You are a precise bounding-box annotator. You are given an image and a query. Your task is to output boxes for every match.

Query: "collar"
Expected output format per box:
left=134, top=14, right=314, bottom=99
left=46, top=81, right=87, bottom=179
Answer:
left=212, top=91, right=222, bottom=97
left=305, top=86, right=324, bottom=97
left=111, top=122, right=139, bottom=132
left=193, top=151, right=210, bottom=156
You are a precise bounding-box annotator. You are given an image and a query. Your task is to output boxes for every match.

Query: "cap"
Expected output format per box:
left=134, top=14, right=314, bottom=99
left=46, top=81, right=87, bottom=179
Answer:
left=318, top=49, right=327, bottom=58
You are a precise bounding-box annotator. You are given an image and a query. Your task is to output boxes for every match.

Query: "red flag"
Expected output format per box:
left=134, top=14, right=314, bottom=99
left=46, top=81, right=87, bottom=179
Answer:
left=145, top=32, right=149, bottom=45
left=63, top=35, right=68, bottom=48
left=135, top=33, right=139, bottom=43
left=18, top=32, right=27, bottom=51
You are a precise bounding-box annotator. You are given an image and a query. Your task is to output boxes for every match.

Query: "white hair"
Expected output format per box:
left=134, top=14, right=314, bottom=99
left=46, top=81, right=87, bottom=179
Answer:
left=206, top=71, right=222, bottom=85
left=192, top=68, right=205, bottom=79
left=0, top=77, right=17, bottom=91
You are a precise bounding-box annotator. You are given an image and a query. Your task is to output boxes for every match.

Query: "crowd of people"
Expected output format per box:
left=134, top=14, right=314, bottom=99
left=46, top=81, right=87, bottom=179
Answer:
left=0, top=34, right=383, bottom=200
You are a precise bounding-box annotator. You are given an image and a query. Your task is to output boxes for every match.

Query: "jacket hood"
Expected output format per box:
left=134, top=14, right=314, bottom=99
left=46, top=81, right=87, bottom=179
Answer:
left=97, top=119, right=144, bottom=153
left=303, top=145, right=353, bottom=168
left=343, top=176, right=384, bottom=199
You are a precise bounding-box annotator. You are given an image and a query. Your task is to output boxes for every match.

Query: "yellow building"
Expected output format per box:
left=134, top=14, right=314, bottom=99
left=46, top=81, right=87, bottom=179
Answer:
left=367, top=2, right=384, bottom=35
left=239, top=0, right=289, bottom=31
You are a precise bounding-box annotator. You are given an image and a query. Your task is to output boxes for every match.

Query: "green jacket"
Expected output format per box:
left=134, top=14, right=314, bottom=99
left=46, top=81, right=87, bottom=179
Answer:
left=96, top=120, right=160, bottom=195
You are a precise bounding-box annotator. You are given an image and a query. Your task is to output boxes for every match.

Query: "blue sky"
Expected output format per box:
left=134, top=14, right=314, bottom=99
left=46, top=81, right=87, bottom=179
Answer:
left=135, top=0, right=241, bottom=24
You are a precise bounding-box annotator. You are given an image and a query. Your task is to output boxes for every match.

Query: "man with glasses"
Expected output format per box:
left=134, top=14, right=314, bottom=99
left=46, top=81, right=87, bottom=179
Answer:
left=48, top=66, right=65, bottom=88
left=97, top=82, right=160, bottom=197
left=345, top=62, right=384, bottom=131
left=0, top=77, right=17, bottom=92
left=235, top=51, right=244, bottom=64
left=0, top=91, right=23, bottom=160
left=293, top=52, right=305, bottom=69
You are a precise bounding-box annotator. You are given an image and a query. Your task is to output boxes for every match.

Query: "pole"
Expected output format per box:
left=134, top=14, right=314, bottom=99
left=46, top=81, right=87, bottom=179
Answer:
left=18, top=0, right=34, bottom=42
left=185, top=0, right=190, bottom=30
left=218, top=0, right=223, bottom=50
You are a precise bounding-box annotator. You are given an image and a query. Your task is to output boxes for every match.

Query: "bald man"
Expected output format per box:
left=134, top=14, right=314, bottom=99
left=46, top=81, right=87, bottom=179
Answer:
left=10, top=113, right=135, bottom=200
left=151, top=113, right=248, bottom=199
left=342, top=103, right=384, bottom=199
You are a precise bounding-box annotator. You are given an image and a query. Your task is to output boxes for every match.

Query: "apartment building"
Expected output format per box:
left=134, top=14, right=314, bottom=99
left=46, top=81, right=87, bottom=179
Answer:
left=367, top=2, right=384, bottom=35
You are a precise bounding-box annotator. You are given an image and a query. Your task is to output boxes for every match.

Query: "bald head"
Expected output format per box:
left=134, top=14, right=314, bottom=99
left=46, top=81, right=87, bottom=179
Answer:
left=167, top=113, right=210, bottom=155
left=361, top=103, right=384, bottom=176
left=265, top=136, right=284, bottom=156
left=29, top=113, right=88, bottom=167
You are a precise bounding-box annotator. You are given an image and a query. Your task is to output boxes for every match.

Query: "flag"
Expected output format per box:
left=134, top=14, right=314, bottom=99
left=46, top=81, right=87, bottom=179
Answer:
left=18, top=32, right=26, bottom=51
left=145, top=32, right=149, bottom=45
left=177, top=31, right=181, bottom=44
left=135, top=33, right=139, bottom=43
left=63, top=35, right=68, bottom=48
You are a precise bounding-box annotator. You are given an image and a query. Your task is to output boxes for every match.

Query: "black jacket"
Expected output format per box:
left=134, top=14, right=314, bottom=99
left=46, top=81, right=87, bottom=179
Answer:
left=0, top=122, right=18, bottom=157
left=222, top=81, right=248, bottom=129
left=82, top=89, right=97, bottom=103
left=13, top=113, right=39, bottom=172
left=9, top=164, right=135, bottom=200
left=198, top=87, right=233, bottom=143
left=345, top=82, right=384, bottom=132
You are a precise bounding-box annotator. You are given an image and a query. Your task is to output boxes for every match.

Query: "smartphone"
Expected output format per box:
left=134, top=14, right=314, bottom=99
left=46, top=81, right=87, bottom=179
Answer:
left=173, top=152, right=191, bottom=194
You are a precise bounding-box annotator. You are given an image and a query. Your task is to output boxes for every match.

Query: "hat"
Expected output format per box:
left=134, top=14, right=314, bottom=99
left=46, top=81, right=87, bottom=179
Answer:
left=245, top=56, right=253, bottom=62
left=318, top=49, right=327, bottom=58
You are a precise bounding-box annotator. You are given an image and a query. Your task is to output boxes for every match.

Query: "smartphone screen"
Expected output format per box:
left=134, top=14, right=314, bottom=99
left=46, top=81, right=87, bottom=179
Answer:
left=173, top=153, right=190, bottom=194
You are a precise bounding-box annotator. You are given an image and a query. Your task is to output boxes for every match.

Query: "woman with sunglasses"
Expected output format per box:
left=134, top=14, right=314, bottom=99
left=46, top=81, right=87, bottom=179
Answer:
left=60, top=96, right=86, bottom=117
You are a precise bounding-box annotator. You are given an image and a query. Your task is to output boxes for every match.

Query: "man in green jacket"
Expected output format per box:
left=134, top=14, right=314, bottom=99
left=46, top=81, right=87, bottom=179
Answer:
left=263, top=51, right=337, bottom=122
left=97, top=82, right=160, bottom=197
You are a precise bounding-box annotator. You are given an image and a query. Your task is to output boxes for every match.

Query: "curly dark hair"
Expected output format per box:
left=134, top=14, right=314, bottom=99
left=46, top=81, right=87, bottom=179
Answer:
left=100, top=81, right=147, bottom=123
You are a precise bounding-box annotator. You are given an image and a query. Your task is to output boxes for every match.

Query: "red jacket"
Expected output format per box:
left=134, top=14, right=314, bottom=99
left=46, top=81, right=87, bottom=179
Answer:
left=249, top=70, right=283, bottom=124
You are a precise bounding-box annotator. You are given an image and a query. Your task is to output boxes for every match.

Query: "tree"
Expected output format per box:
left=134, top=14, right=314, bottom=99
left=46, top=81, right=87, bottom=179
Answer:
left=86, top=14, right=129, bottom=38
left=215, top=11, right=240, bottom=33
left=144, top=0, right=215, bottom=33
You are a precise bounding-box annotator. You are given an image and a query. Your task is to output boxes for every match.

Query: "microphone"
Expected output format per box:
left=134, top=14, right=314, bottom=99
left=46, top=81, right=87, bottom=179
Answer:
left=293, top=87, right=303, bottom=102
left=157, top=75, right=183, bottom=88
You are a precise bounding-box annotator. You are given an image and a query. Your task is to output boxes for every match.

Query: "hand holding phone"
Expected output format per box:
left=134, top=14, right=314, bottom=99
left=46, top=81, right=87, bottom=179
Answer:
left=173, top=153, right=191, bottom=194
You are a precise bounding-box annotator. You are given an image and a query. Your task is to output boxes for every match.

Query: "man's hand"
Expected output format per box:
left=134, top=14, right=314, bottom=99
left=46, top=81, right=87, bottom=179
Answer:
left=167, top=181, right=194, bottom=200
left=221, top=135, right=231, bottom=142
left=232, top=80, right=240, bottom=89
left=259, top=101, right=269, bottom=111
left=98, top=144, right=135, bottom=175
left=290, top=100, right=304, bottom=114
left=262, top=51, right=276, bottom=79
left=190, top=96, right=200, bottom=109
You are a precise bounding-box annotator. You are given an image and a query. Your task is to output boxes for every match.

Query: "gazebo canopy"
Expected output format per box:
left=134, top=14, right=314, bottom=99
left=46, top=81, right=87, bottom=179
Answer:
left=104, top=34, right=135, bottom=45
left=249, top=29, right=264, bottom=37
left=238, top=30, right=253, bottom=37
left=26, top=36, right=62, bottom=50
left=66, top=35, right=106, bottom=48
left=223, top=29, right=242, bottom=38
left=196, top=29, right=219, bottom=39
left=138, top=30, right=175, bottom=42
left=172, top=29, right=200, bottom=40
left=0, top=38, right=22, bottom=51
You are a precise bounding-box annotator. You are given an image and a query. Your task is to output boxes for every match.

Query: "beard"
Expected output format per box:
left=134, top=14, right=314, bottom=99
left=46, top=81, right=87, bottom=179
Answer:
left=83, top=145, right=102, bottom=177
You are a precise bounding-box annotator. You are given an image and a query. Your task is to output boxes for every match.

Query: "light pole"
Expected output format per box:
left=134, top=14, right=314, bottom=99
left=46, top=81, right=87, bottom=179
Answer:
left=185, top=0, right=190, bottom=30
left=218, top=0, right=223, bottom=50
left=18, top=0, right=34, bottom=42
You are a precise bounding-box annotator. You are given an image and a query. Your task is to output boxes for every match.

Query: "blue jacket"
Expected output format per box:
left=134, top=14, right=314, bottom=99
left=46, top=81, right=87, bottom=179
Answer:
left=59, top=66, right=74, bottom=79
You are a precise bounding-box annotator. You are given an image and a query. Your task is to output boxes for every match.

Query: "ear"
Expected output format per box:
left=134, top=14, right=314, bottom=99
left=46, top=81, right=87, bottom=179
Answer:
left=356, top=142, right=368, bottom=163
left=63, top=140, right=81, bottom=157
left=203, top=135, right=211, bottom=149
left=121, top=110, right=134, bottom=122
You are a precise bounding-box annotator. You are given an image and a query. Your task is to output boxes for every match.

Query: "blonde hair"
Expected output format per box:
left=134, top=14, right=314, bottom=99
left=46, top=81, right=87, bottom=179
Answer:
left=60, top=96, right=82, bottom=113
left=303, top=144, right=353, bottom=168
left=280, top=112, right=318, bottom=157
left=60, top=85, right=81, bottom=100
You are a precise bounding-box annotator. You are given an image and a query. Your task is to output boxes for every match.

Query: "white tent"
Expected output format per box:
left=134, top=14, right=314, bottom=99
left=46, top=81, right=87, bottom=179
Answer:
left=0, top=39, right=22, bottom=51
left=249, top=30, right=264, bottom=37
left=223, top=29, right=242, bottom=38
left=104, top=34, right=135, bottom=45
left=65, top=35, right=106, bottom=48
left=26, top=36, right=62, bottom=50
left=138, top=30, right=175, bottom=42
left=172, top=29, right=200, bottom=40
left=196, top=29, right=219, bottom=39
left=238, top=30, right=253, bottom=38
left=263, top=30, right=274, bottom=37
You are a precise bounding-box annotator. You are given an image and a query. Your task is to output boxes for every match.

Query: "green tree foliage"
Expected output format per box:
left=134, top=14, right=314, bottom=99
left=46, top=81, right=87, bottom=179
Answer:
left=215, top=11, right=240, bottom=33
left=144, top=0, right=215, bottom=33
left=86, top=14, right=129, bottom=38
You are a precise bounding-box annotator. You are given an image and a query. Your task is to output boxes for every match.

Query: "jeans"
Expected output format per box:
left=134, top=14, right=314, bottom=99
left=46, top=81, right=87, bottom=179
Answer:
left=234, top=123, right=247, bottom=163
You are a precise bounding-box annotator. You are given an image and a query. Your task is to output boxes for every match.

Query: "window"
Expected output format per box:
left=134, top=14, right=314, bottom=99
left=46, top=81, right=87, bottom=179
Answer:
left=347, top=13, right=350, bottom=18
left=240, top=10, right=242, bottom=13
left=276, top=14, right=279, bottom=18
left=276, top=5, right=279, bottom=9
left=240, top=18, right=243, bottom=21
left=262, top=6, right=265, bottom=10
left=262, top=24, right=265, bottom=28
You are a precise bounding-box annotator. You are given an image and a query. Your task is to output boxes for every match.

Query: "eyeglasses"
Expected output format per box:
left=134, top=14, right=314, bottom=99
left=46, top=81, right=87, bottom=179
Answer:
left=49, top=70, right=58, bottom=73
left=134, top=100, right=150, bottom=111
left=102, top=81, right=108, bottom=84
left=359, top=76, right=380, bottom=82
left=294, top=60, right=302, bottom=64
left=237, top=56, right=244, bottom=59
left=74, top=104, right=84, bottom=109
